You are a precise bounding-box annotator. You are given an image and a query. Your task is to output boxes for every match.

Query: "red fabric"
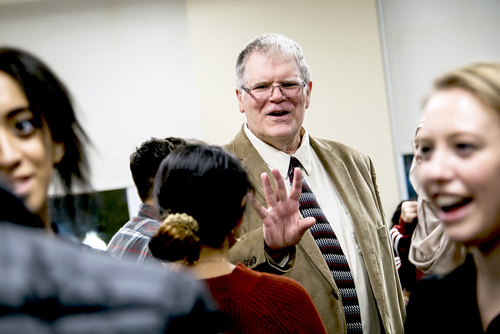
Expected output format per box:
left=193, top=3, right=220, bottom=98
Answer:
left=205, top=263, right=327, bottom=334
left=391, top=216, right=416, bottom=261
left=390, top=215, right=424, bottom=290
left=396, top=216, right=413, bottom=235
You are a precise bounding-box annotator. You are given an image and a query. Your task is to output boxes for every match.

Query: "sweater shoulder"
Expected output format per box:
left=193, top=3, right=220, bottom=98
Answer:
left=255, top=272, right=318, bottom=307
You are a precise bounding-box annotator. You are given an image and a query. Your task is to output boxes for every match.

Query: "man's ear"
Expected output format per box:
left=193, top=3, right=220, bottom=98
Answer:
left=305, top=81, right=313, bottom=109
left=53, top=142, right=65, bottom=164
left=236, top=89, right=245, bottom=114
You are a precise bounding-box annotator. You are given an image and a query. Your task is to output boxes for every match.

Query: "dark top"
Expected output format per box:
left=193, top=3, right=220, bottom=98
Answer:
left=0, top=187, right=224, bottom=333
left=405, top=254, right=500, bottom=334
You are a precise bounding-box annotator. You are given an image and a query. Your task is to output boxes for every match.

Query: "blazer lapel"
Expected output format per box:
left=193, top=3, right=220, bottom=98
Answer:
left=229, top=126, right=276, bottom=206
left=230, top=129, right=336, bottom=287
left=229, top=129, right=382, bottom=291
left=310, top=137, right=382, bottom=292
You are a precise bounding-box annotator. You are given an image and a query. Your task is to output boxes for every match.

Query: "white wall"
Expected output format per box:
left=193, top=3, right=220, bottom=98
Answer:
left=380, top=0, right=500, bottom=155
left=2, top=0, right=499, bottom=225
left=0, top=0, right=202, bottom=195
left=0, top=0, right=402, bottom=216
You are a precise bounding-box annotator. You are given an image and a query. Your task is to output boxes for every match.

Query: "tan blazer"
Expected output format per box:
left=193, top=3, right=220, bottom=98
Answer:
left=224, top=127, right=405, bottom=334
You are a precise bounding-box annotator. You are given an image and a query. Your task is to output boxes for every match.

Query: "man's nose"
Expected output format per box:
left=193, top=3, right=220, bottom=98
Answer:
left=269, top=85, right=285, bottom=102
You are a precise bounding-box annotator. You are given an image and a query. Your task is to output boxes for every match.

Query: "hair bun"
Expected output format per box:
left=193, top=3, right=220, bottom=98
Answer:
left=150, top=212, right=200, bottom=263
left=164, top=213, right=199, bottom=232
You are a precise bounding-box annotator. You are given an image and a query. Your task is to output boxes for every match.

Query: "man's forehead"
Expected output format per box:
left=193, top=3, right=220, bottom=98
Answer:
left=244, top=52, right=301, bottom=82
left=246, top=50, right=296, bottom=67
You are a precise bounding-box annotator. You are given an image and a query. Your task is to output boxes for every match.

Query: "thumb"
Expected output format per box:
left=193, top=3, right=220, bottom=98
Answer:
left=297, top=217, right=316, bottom=236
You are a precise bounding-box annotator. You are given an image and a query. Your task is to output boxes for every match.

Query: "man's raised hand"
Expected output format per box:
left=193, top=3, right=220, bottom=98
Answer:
left=247, top=167, right=315, bottom=250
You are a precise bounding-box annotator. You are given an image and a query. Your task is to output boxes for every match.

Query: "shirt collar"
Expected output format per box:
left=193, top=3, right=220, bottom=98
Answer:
left=138, top=202, right=160, bottom=220
left=243, top=123, right=312, bottom=181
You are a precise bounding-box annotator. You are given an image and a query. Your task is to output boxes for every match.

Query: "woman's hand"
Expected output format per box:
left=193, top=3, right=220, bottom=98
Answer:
left=401, top=200, right=418, bottom=223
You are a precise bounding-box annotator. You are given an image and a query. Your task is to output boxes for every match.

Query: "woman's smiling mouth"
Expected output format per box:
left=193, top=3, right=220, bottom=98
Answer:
left=8, top=175, right=34, bottom=199
left=435, top=195, right=473, bottom=212
left=433, top=194, right=473, bottom=223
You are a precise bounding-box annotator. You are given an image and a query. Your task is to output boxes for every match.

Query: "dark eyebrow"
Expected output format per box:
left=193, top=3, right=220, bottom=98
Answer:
left=6, top=107, right=32, bottom=120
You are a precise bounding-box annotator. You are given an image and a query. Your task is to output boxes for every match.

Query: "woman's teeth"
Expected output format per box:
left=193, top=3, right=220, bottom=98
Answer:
left=435, top=195, right=472, bottom=212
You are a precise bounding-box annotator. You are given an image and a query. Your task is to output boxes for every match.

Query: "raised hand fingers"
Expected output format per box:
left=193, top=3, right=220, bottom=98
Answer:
left=289, top=168, right=303, bottom=201
left=271, top=168, right=288, bottom=202
left=247, top=193, right=268, bottom=221
left=261, top=172, right=277, bottom=206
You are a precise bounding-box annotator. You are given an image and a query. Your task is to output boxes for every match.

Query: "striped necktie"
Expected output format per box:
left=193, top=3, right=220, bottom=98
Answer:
left=288, top=156, right=362, bottom=334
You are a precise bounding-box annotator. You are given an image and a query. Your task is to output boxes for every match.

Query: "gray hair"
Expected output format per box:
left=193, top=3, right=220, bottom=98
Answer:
left=235, top=33, right=312, bottom=90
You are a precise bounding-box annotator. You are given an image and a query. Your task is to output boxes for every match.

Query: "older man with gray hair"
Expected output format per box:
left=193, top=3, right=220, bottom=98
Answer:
left=224, top=33, right=404, bottom=334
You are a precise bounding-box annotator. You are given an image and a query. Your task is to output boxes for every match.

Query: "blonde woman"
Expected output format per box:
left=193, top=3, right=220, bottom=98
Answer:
left=405, top=62, right=500, bottom=333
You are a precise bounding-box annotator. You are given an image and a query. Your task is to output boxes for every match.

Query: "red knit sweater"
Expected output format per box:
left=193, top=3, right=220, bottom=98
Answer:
left=205, top=263, right=327, bottom=334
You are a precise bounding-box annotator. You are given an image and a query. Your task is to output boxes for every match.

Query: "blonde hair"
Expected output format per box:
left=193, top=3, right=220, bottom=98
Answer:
left=433, top=62, right=500, bottom=114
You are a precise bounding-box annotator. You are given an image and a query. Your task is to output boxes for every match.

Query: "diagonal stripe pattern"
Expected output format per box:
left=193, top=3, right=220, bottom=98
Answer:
left=289, top=156, right=362, bottom=334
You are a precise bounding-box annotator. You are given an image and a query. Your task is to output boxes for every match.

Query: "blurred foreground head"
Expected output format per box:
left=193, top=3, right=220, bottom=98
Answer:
left=418, top=62, right=500, bottom=248
left=0, top=47, right=89, bottom=225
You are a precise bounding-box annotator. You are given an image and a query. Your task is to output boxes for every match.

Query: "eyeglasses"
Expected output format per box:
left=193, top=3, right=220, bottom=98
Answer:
left=240, top=80, right=307, bottom=101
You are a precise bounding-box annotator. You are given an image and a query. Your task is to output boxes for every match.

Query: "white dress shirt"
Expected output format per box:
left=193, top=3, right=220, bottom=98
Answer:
left=244, top=124, right=381, bottom=334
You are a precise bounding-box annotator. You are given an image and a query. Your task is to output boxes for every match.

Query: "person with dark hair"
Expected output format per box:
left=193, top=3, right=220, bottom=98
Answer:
left=389, top=198, right=422, bottom=306
left=224, top=33, right=404, bottom=334
left=0, top=47, right=223, bottom=333
left=149, top=144, right=327, bottom=334
left=107, top=137, right=187, bottom=264
left=0, top=47, right=89, bottom=229
left=405, top=62, right=500, bottom=333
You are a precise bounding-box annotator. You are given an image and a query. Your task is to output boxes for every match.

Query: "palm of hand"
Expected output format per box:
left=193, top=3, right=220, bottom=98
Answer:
left=248, top=168, right=316, bottom=250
